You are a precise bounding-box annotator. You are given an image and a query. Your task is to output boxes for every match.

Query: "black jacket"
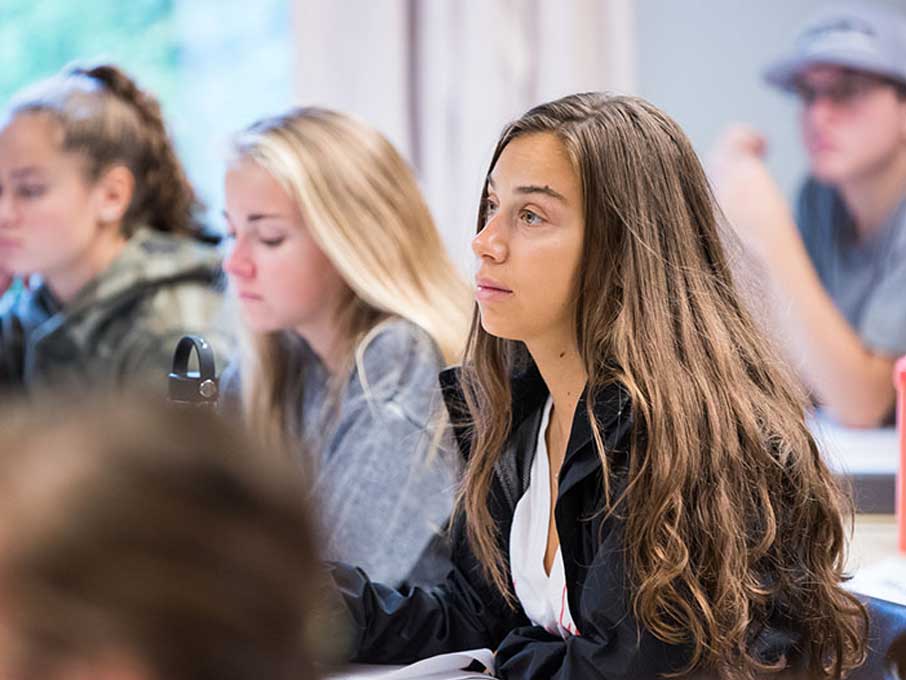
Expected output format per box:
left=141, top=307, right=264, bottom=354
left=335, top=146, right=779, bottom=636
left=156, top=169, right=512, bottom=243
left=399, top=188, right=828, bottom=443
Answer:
left=331, top=362, right=801, bottom=679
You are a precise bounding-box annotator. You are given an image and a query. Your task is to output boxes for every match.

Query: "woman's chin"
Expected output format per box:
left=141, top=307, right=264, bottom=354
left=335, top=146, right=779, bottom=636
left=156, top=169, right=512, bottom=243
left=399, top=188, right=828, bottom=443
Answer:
left=478, top=314, right=522, bottom=342
left=239, top=311, right=282, bottom=334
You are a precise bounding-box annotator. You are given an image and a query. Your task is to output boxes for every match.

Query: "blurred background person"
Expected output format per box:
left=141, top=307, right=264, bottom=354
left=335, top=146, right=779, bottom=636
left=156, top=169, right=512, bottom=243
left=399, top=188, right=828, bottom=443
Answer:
left=710, top=2, right=906, bottom=427
left=0, top=64, right=232, bottom=394
left=0, top=394, right=331, bottom=680
left=221, top=108, right=471, bottom=588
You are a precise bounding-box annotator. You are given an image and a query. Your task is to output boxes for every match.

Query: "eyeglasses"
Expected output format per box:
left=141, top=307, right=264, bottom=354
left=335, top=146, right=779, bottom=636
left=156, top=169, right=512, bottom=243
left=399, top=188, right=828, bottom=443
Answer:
left=794, top=73, right=899, bottom=107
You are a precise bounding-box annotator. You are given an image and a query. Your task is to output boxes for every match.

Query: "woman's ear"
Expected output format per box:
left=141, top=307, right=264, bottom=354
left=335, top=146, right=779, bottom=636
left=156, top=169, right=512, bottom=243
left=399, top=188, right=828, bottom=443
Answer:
left=93, top=165, right=135, bottom=225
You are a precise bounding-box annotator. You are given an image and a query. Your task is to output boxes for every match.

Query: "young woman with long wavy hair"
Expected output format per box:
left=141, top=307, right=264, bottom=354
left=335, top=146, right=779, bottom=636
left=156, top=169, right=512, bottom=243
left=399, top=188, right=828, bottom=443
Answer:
left=331, top=92, right=868, bottom=679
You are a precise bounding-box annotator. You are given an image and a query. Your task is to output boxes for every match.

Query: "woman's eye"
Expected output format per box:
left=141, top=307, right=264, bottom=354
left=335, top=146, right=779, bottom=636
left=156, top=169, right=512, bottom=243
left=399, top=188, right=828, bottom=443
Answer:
left=17, top=185, right=46, bottom=199
left=259, top=235, right=285, bottom=247
left=483, top=200, right=499, bottom=222
left=521, top=209, right=543, bottom=225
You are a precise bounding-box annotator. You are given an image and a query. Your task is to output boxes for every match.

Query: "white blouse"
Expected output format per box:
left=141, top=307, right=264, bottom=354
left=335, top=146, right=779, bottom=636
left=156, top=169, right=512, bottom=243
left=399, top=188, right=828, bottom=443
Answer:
left=509, top=397, right=578, bottom=638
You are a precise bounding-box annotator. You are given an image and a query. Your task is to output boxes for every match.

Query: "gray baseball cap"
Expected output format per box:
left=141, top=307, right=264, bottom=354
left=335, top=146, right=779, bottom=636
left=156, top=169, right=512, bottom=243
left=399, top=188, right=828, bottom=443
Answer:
left=764, top=2, right=906, bottom=92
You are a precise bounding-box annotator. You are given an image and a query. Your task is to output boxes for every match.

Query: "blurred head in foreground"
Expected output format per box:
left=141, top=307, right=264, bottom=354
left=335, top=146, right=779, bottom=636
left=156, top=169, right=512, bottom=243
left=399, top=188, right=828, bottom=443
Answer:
left=0, top=395, right=327, bottom=680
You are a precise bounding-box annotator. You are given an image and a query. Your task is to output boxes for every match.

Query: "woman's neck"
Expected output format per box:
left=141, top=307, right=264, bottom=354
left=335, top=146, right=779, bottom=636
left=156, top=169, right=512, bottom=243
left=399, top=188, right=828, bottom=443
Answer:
left=45, top=226, right=128, bottom=305
left=296, top=320, right=351, bottom=376
left=526, top=332, right=587, bottom=444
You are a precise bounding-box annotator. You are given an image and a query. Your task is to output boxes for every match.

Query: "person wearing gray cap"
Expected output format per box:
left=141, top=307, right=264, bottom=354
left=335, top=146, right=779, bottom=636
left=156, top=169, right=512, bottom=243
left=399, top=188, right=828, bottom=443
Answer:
left=711, top=1, right=906, bottom=428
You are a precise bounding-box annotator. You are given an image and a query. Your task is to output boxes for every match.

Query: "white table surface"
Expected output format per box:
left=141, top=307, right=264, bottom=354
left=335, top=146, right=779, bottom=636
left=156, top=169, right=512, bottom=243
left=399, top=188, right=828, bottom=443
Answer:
left=809, top=413, right=899, bottom=476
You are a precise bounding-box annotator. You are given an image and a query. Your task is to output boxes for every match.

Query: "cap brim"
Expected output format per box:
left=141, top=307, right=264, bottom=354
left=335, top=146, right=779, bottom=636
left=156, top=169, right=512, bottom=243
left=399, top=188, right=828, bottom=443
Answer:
left=763, top=52, right=904, bottom=92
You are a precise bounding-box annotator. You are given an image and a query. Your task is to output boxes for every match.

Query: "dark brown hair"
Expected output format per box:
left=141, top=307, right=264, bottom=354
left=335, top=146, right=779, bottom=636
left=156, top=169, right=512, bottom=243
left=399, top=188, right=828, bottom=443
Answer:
left=458, top=92, right=867, bottom=678
left=0, top=395, right=330, bottom=680
left=8, top=63, right=203, bottom=236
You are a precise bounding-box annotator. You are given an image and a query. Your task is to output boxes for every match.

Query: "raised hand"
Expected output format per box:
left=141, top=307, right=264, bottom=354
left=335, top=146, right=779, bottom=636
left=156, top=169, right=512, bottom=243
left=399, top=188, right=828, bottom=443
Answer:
left=708, top=124, right=798, bottom=262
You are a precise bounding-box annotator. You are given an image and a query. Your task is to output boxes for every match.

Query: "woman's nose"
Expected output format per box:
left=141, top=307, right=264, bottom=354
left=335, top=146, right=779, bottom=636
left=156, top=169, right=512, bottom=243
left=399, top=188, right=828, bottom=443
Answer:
left=471, top=213, right=508, bottom=263
left=223, top=236, right=255, bottom=280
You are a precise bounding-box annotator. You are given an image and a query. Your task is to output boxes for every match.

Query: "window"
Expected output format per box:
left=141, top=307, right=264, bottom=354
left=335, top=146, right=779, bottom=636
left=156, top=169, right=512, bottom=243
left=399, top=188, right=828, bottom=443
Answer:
left=0, top=0, right=294, bottom=229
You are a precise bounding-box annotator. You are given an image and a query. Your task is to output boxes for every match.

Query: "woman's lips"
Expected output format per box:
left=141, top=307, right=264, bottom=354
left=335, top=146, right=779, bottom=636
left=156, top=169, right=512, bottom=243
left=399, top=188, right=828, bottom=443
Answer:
left=475, top=278, right=513, bottom=301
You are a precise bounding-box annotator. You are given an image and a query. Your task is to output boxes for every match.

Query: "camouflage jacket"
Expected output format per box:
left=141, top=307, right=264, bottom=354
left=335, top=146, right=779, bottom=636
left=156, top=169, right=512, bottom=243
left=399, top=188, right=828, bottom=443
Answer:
left=0, top=227, right=233, bottom=395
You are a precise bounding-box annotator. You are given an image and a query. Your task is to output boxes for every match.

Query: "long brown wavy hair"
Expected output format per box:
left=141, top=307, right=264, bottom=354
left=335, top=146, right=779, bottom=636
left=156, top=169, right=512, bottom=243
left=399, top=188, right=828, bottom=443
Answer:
left=458, top=93, right=867, bottom=679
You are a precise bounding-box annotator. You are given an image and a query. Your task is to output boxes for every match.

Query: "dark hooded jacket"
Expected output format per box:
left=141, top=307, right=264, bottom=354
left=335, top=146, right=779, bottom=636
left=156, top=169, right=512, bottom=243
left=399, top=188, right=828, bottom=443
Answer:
left=331, top=361, right=803, bottom=679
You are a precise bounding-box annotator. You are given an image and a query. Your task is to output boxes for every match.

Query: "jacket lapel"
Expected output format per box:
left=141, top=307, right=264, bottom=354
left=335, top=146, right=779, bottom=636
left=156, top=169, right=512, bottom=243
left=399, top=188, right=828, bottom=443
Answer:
left=557, top=381, right=631, bottom=500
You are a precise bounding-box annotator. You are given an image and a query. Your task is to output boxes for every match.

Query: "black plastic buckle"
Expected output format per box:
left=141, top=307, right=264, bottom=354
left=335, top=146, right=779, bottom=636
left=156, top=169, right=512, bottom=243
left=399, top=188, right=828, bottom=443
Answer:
left=168, top=335, right=218, bottom=407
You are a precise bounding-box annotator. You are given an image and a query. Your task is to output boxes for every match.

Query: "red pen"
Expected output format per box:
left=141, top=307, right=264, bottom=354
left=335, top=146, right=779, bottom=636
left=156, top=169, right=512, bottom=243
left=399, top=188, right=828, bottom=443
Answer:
left=896, top=356, right=906, bottom=553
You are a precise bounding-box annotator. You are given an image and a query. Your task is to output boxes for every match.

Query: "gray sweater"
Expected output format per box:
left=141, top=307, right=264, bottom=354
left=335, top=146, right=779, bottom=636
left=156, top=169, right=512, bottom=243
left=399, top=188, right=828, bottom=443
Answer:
left=223, top=318, right=458, bottom=587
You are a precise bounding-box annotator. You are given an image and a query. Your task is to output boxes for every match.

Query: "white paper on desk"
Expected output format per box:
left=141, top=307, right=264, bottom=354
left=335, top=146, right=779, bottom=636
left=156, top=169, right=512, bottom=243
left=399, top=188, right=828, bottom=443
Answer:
left=847, top=556, right=906, bottom=607
left=330, top=648, right=494, bottom=680
left=808, top=413, right=898, bottom=475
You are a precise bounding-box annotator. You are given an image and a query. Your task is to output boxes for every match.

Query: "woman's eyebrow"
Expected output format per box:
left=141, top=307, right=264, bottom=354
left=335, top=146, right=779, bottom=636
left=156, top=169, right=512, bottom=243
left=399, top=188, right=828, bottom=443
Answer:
left=515, top=184, right=567, bottom=203
left=486, top=176, right=567, bottom=203
left=10, top=166, right=44, bottom=179
left=221, top=210, right=286, bottom=223
left=247, top=212, right=287, bottom=222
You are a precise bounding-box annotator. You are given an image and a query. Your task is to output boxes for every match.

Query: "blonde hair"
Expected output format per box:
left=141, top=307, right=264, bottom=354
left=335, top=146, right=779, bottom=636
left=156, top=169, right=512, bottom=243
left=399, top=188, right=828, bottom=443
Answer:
left=231, top=107, right=470, bottom=449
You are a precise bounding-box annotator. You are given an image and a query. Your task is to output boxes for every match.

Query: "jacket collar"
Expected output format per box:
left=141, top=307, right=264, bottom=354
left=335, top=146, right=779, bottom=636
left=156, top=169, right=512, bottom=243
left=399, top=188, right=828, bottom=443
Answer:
left=558, top=379, right=631, bottom=500
left=439, top=360, right=548, bottom=463
left=18, top=228, right=222, bottom=344
left=439, top=361, right=632, bottom=498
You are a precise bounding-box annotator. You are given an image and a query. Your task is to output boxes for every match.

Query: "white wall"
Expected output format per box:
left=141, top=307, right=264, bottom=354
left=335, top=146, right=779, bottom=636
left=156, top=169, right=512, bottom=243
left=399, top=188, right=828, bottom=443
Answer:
left=285, top=0, right=906, bottom=267
left=291, top=0, right=636, bottom=274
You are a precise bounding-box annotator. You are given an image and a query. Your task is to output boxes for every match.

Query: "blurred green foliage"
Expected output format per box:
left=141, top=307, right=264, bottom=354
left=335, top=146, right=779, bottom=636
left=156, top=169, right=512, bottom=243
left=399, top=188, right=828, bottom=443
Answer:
left=0, top=0, right=293, bottom=227
left=0, top=1, right=182, bottom=109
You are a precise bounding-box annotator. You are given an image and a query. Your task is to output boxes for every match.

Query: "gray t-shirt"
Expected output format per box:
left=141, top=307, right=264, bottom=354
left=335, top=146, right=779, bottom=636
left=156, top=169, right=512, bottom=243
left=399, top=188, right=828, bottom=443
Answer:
left=796, top=178, right=906, bottom=358
left=222, top=318, right=458, bottom=588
